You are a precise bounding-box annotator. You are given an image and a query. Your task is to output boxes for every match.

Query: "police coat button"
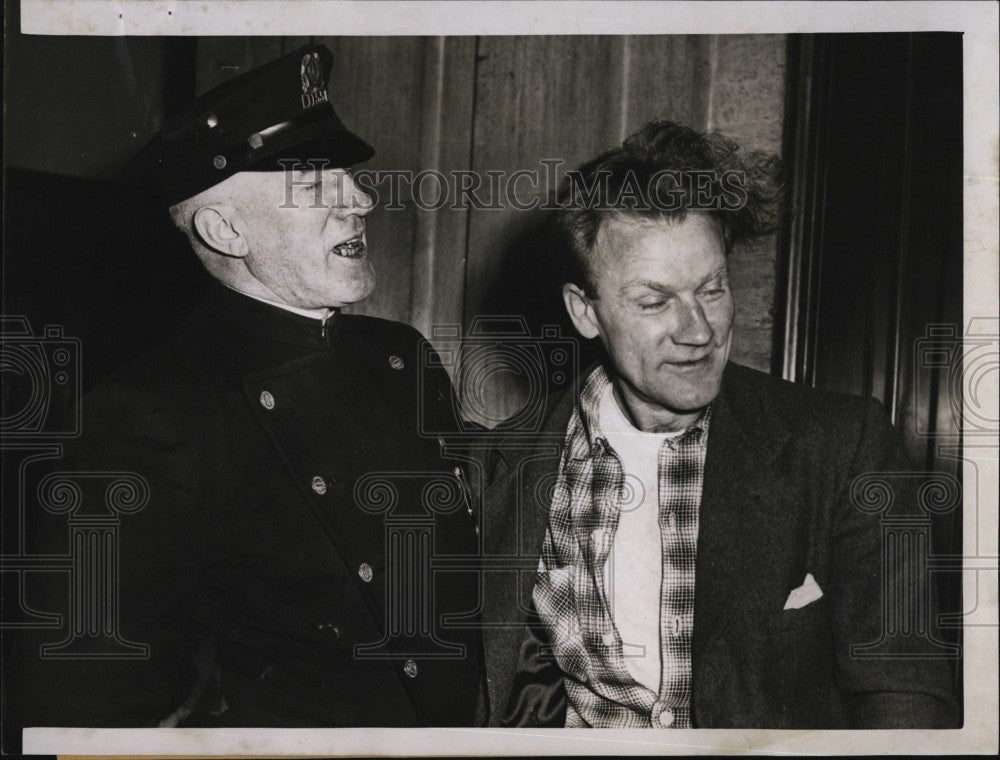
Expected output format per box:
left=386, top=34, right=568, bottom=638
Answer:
left=259, top=390, right=275, bottom=410
left=403, top=659, right=418, bottom=678
left=206, top=114, right=218, bottom=128
left=311, top=476, right=327, bottom=495
left=259, top=664, right=277, bottom=683
left=358, top=563, right=374, bottom=583
left=317, top=622, right=341, bottom=637
left=388, top=355, right=405, bottom=370
left=213, top=154, right=227, bottom=170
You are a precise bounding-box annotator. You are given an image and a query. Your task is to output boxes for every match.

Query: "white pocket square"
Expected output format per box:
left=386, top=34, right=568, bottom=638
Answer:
left=783, top=573, right=824, bottom=610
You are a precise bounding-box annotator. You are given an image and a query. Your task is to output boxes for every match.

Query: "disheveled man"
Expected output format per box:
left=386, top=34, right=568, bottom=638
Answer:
left=479, top=121, right=958, bottom=728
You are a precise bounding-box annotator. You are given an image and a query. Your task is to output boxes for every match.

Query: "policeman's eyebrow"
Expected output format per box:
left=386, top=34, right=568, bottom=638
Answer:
left=293, top=168, right=323, bottom=182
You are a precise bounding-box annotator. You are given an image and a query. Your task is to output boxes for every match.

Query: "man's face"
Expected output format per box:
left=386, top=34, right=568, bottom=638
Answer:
left=568, top=213, right=734, bottom=429
left=227, top=167, right=375, bottom=309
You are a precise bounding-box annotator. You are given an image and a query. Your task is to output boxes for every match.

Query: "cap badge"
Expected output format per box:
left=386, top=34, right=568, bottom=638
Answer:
left=300, top=52, right=329, bottom=109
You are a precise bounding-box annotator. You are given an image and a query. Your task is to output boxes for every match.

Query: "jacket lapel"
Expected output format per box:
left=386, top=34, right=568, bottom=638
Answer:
left=480, top=383, right=576, bottom=720
left=692, top=365, right=795, bottom=673
left=482, top=363, right=801, bottom=722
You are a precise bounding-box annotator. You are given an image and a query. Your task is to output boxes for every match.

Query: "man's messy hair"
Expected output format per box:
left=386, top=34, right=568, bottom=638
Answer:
left=554, top=120, right=783, bottom=297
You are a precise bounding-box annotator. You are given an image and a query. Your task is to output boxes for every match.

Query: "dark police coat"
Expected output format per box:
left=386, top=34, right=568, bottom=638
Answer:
left=15, top=283, right=484, bottom=728
left=478, top=362, right=959, bottom=728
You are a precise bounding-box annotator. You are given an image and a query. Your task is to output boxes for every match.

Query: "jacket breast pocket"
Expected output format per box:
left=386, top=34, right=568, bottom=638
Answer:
left=748, top=595, right=831, bottom=639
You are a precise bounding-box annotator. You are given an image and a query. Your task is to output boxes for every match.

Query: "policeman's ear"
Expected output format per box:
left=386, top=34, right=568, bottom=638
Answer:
left=562, top=283, right=600, bottom=340
left=192, top=205, right=249, bottom=258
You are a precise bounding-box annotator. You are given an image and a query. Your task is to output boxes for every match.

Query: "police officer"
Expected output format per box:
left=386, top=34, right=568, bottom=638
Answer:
left=15, top=44, right=484, bottom=728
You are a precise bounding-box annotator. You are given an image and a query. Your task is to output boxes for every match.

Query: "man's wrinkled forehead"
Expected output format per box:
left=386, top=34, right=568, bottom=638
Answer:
left=593, top=212, right=724, bottom=259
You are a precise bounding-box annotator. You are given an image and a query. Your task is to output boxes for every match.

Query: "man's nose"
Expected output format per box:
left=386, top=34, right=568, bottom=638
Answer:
left=332, top=174, right=374, bottom=217
left=673, top=298, right=713, bottom=346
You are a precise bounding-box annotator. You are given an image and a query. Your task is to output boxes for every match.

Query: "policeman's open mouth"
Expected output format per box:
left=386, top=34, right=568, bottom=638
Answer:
left=330, top=234, right=366, bottom=259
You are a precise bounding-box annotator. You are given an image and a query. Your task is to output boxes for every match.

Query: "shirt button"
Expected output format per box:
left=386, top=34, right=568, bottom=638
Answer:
left=403, top=659, right=418, bottom=678
left=658, top=708, right=675, bottom=728
left=601, top=632, right=616, bottom=647
left=672, top=616, right=682, bottom=636
left=358, top=563, right=374, bottom=583
left=259, top=390, right=275, bottom=410
left=311, top=476, right=327, bottom=495
left=591, top=528, right=608, bottom=546
left=667, top=512, right=677, bottom=533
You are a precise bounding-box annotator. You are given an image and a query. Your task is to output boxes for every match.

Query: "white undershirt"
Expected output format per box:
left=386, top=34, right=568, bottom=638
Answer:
left=597, top=382, right=683, bottom=693
left=220, top=282, right=335, bottom=322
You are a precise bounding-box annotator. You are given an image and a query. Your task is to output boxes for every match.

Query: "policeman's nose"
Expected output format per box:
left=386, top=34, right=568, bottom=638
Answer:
left=333, top=174, right=374, bottom=218
left=673, top=299, right=714, bottom=347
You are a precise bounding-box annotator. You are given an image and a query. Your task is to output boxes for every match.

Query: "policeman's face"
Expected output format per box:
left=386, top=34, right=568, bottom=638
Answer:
left=230, top=167, right=375, bottom=309
left=564, top=213, right=734, bottom=431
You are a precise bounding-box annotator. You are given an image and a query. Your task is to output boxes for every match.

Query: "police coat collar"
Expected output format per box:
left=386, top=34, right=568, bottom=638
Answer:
left=202, top=280, right=340, bottom=350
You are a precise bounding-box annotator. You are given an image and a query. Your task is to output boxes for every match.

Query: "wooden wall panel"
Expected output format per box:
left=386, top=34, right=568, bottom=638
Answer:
left=461, top=36, right=631, bottom=425
left=319, top=36, right=430, bottom=324
left=464, top=34, right=630, bottom=322
left=623, top=35, right=713, bottom=134
left=706, top=35, right=785, bottom=374
left=408, top=37, right=477, bottom=344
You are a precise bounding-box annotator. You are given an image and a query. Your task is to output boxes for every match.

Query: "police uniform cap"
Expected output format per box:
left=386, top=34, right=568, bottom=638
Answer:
left=133, top=44, right=374, bottom=206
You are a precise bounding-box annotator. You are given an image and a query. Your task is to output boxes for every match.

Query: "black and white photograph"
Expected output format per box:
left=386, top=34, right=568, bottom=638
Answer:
left=2, top=1, right=997, bottom=756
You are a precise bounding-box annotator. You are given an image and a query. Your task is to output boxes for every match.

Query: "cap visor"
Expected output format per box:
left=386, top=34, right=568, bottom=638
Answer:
left=250, top=129, right=375, bottom=172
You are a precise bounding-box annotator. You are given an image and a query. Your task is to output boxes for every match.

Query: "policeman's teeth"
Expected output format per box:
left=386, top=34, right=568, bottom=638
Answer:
left=331, top=238, right=366, bottom=258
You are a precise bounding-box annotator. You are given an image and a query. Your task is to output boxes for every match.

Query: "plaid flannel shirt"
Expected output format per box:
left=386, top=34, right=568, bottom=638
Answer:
left=533, top=364, right=711, bottom=728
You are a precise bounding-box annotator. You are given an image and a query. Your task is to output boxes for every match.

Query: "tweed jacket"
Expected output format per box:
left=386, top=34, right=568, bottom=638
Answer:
left=478, top=361, right=959, bottom=728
